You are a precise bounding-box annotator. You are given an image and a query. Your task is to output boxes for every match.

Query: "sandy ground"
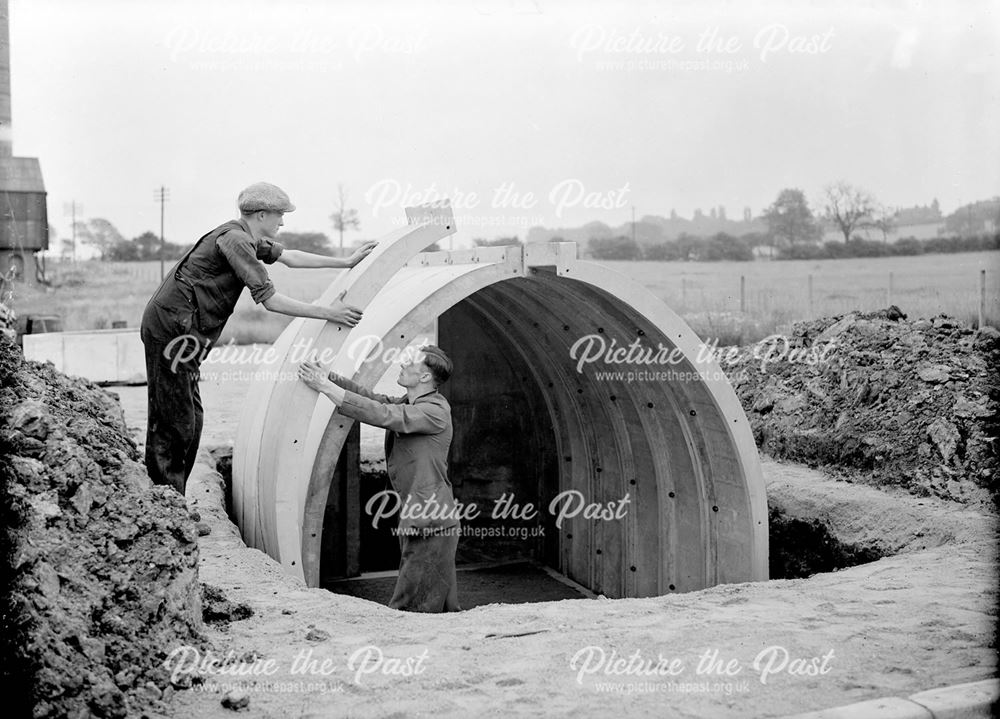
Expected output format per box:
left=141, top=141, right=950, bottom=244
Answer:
left=164, top=456, right=996, bottom=719
left=105, top=353, right=999, bottom=718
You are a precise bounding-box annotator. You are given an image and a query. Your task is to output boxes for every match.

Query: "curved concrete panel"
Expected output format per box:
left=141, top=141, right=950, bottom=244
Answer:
left=233, top=202, right=459, bottom=566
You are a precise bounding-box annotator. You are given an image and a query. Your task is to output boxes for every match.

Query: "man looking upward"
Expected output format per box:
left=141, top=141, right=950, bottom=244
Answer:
left=298, top=345, right=462, bottom=613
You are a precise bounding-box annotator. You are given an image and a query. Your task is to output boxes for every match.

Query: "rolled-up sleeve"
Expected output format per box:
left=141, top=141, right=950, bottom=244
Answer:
left=256, top=240, right=284, bottom=264
left=218, top=231, right=276, bottom=304
left=338, top=391, right=448, bottom=435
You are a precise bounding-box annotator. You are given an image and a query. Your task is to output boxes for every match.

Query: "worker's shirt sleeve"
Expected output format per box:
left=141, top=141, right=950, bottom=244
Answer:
left=217, top=231, right=279, bottom=304
left=256, top=239, right=284, bottom=264
left=328, top=372, right=400, bottom=405
left=337, top=392, right=448, bottom=435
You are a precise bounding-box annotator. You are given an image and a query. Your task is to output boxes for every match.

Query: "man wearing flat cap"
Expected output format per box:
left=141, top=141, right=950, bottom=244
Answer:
left=140, top=182, right=376, bottom=496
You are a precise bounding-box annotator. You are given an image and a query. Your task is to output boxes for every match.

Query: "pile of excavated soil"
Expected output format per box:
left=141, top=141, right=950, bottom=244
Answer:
left=725, top=309, right=999, bottom=506
left=0, top=337, right=204, bottom=719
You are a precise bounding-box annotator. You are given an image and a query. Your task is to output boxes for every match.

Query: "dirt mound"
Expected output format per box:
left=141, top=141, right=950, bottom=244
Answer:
left=0, top=337, right=204, bottom=718
left=201, top=584, right=254, bottom=625
left=726, top=310, right=999, bottom=505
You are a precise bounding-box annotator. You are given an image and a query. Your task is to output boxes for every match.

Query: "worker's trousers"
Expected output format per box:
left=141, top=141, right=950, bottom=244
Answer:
left=142, top=339, right=203, bottom=496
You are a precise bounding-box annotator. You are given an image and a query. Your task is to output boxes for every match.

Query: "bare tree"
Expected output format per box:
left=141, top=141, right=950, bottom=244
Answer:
left=822, top=181, right=877, bottom=244
left=330, top=184, right=361, bottom=254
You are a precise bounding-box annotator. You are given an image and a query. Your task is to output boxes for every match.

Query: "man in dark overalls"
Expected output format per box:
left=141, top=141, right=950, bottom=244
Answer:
left=140, top=182, right=375, bottom=495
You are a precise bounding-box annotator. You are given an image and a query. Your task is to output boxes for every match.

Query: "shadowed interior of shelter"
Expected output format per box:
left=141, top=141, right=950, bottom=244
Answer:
left=320, top=296, right=565, bottom=602
left=317, top=267, right=766, bottom=601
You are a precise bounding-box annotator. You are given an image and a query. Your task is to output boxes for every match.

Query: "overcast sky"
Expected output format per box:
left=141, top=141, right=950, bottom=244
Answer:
left=9, top=0, right=1000, bottom=249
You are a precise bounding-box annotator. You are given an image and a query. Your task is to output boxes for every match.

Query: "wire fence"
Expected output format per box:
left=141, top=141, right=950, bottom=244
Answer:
left=30, top=254, right=1000, bottom=341
left=665, top=270, right=995, bottom=327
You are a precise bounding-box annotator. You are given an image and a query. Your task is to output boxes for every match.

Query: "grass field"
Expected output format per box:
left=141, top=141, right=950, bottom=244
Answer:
left=8, top=250, right=998, bottom=346
left=601, top=251, right=1000, bottom=342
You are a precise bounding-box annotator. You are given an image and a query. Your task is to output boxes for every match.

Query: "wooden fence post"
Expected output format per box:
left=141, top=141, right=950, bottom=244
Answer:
left=980, top=269, right=987, bottom=328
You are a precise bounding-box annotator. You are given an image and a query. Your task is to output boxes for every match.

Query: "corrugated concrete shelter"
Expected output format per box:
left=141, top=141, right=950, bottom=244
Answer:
left=234, top=202, right=768, bottom=599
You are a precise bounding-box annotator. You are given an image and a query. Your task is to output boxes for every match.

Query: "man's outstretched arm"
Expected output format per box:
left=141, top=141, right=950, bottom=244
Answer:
left=297, top=362, right=443, bottom=433
left=325, top=370, right=401, bottom=405
left=337, top=392, right=448, bottom=435
left=277, top=242, right=377, bottom=269
left=263, top=291, right=362, bottom=326
left=219, top=230, right=366, bottom=327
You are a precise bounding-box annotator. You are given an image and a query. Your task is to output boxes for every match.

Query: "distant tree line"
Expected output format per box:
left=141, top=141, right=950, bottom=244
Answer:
left=65, top=181, right=999, bottom=265
left=778, top=233, right=1000, bottom=260
left=107, top=231, right=187, bottom=262
left=62, top=219, right=183, bottom=262
left=587, top=233, right=757, bottom=261
left=277, top=232, right=336, bottom=255
left=104, top=230, right=346, bottom=260
left=64, top=185, right=366, bottom=261
left=586, top=181, right=999, bottom=262
left=586, top=231, right=999, bottom=262
left=75, top=220, right=352, bottom=261
left=474, top=236, right=522, bottom=247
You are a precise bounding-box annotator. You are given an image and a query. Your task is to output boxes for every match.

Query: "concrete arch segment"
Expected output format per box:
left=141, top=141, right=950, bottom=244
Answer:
left=233, top=202, right=458, bottom=567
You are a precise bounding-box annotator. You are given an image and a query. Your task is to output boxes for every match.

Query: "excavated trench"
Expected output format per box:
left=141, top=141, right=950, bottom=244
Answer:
left=766, top=506, right=885, bottom=579
left=209, top=449, right=889, bottom=606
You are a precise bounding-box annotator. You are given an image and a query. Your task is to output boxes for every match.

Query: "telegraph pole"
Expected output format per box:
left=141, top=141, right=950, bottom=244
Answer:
left=154, top=186, right=170, bottom=279
left=62, top=201, right=82, bottom=262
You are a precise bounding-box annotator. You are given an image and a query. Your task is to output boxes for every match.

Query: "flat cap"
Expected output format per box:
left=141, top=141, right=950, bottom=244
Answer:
left=237, top=182, right=296, bottom=213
